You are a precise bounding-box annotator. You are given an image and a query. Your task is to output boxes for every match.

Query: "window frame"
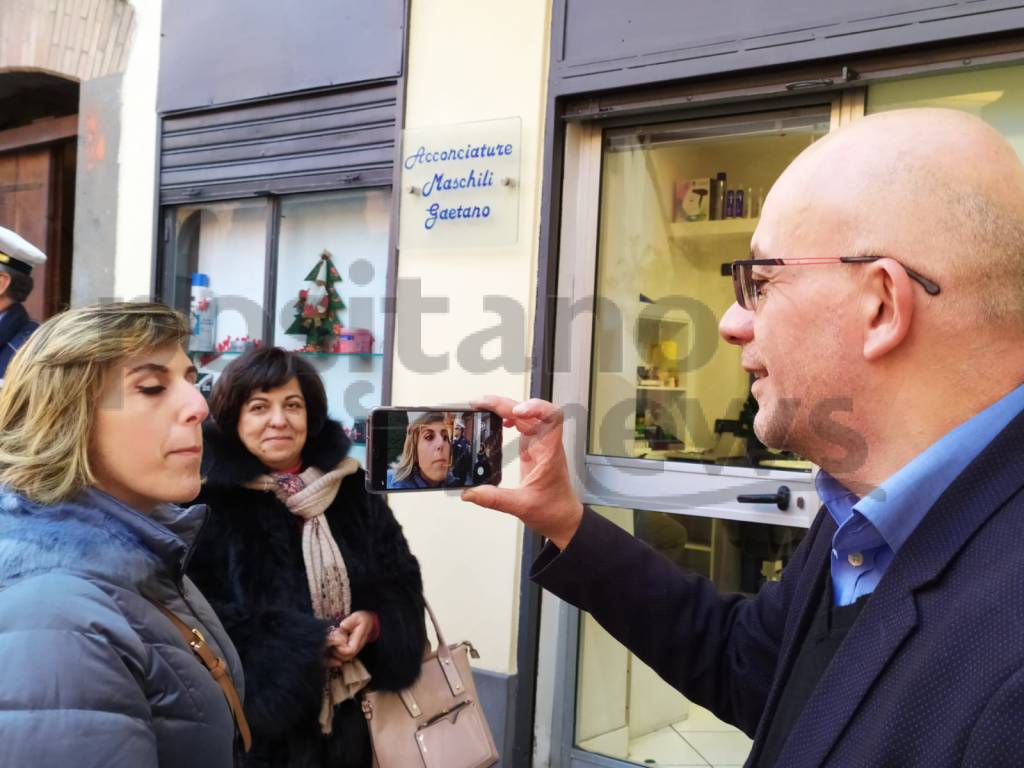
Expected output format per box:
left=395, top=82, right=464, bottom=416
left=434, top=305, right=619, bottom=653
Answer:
left=156, top=184, right=395, bottom=439
left=549, top=93, right=854, bottom=768
left=538, top=42, right=1024, bottom=768
left=554, top=94, right=854, bottom=533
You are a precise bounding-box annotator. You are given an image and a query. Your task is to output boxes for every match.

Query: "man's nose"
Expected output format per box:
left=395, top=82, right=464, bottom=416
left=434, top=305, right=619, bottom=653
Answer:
left=719, top=302, right=754, bottom=346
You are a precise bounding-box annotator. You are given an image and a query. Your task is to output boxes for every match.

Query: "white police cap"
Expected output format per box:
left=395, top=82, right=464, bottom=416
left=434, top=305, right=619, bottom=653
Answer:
left=0, top=226, right=46, bottom=274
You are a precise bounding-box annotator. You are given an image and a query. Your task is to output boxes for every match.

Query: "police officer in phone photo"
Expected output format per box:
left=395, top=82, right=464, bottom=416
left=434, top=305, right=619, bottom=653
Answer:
left=0, top=226, right=46, bottom=381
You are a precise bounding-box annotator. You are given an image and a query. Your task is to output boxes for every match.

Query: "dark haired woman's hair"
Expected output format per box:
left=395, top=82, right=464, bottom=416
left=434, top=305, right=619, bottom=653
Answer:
left=208, top=346, right=328, bottom=440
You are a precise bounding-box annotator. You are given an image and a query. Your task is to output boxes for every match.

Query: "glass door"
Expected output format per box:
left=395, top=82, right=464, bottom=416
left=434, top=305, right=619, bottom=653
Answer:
left=556, top=104, right=842, bottom=527
left=550, top=94, right=859, bottom=768
left=590, top=107, right=830, bottom=470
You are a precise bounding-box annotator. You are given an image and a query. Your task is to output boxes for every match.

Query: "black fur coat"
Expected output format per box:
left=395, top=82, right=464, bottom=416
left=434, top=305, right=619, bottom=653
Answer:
left=188, top=419, right=427, bottom=768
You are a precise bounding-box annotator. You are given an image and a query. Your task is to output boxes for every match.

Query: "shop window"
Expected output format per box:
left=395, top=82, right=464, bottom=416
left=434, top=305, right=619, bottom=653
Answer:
left=588, top=106, right=830, bottom=472
left=866, top=62, right=1024, bottom=158
left=575, top=505, right=804, bottom=767
left=170, top=199, right=270, bottom=347
left=161, top=189, right=391, bottom=465
left=273, top=189, right=391, bottom=465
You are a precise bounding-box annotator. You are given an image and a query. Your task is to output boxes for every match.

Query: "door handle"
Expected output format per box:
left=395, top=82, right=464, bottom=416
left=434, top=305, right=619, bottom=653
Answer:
left=737, top=485, right=791, bottom=511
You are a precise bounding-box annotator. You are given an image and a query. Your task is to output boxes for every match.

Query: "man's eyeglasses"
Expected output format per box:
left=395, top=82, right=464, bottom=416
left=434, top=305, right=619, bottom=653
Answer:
left=730, top=256, right=942, bottom=311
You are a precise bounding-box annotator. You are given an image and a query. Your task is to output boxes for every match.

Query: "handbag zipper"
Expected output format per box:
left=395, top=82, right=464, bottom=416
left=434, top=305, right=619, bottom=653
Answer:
left=417, top=699, right=473, bottom=730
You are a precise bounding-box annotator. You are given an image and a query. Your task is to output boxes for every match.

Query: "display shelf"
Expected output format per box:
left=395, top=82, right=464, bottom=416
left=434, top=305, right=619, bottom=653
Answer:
left=670, top=217, right=758, bottom=240
left=637, top=384, right=685, bottom=392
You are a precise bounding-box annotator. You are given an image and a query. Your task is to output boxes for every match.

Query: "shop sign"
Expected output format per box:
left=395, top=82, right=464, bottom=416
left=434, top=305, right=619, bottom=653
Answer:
left=399, top=117, right=521, bottom=249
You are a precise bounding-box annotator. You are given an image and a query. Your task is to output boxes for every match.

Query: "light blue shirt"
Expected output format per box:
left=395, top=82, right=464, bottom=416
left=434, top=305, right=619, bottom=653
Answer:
left=816, top=383, right=1024, bottom=605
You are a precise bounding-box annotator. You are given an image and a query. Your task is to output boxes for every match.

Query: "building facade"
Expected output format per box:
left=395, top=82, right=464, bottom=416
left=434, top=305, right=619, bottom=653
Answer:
left=0, top=0, right=158, bottom=318
left=7, top=2, right=1024, bottom=767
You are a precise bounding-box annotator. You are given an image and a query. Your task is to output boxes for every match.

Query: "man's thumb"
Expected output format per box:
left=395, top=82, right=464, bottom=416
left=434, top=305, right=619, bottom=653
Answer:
left=462, top=485, right=521, bottom=517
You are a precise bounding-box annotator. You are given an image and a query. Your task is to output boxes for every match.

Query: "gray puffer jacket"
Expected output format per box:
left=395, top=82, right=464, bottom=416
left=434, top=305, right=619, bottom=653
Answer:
left=0, top=487, right=245, bottom=767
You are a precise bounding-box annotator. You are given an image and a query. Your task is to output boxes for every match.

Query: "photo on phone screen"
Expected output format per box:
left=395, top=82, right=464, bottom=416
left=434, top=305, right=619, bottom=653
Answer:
left=367, top=408, right=502, bottom=493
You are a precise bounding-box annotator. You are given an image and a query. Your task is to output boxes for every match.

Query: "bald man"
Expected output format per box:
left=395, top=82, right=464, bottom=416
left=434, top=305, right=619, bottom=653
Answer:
left=465, top=108, right=1024, bottom=767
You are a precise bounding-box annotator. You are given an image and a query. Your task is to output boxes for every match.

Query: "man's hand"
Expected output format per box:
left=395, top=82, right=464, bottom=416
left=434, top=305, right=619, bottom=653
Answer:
left=325, top=610, right=376, bottom=666
left=461, top=396, right=583, bottom=550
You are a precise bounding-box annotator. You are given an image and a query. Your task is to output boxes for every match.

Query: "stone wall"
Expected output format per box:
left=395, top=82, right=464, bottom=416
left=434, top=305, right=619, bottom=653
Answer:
left=0, top=0, right=134, bottom=80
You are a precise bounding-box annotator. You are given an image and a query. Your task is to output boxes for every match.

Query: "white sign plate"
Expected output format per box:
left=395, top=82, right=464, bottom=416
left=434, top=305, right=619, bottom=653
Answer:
left=399, top=117, right=521, bottom=249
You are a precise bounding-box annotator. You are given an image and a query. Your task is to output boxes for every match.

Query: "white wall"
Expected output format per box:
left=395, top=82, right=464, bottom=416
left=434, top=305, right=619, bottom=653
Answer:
left=391, top=0, right=551, bottom=675
left=114, top=0, right=161, bottom=299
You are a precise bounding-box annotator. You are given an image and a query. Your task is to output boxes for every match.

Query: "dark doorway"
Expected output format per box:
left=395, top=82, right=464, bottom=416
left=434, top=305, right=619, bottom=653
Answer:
left=0, top=72, right=79, bottom=319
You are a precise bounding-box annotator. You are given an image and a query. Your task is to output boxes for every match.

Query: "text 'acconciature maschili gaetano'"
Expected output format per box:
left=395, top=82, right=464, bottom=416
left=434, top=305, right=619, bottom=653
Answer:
left=403, top=141, right=514, bottom=230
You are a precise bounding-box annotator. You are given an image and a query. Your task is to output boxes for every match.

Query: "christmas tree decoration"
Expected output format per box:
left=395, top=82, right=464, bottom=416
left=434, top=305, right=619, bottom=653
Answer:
left=285, top=249, right=347, bottom=351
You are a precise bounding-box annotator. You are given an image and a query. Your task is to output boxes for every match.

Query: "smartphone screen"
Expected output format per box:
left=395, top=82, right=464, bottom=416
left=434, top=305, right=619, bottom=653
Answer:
left=366, top=407, right=502, bottom=493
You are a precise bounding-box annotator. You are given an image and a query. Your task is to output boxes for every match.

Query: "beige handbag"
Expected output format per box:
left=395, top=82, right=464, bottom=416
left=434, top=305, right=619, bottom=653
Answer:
left=361, top=599, right=499, bottom=768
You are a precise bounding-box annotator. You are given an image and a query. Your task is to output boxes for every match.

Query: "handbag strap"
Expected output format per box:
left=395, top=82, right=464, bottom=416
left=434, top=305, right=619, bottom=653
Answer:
left=424, top=596, right=448, bottom=649
left=149, top=599, right=252, bottom=752
left=423, top=597, right=467, bottom=699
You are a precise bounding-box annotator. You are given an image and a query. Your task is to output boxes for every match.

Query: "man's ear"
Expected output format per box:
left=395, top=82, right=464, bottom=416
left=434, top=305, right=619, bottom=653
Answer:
left=0, top=271, right=10, bottom=299
left=861, top=258, right=915, bottom=361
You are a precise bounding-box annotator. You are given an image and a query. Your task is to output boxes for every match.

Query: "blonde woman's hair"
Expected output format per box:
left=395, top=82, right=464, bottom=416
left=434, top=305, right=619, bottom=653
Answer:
left=390, top=411, right=450, bottom=483
left=0, top=302, right=189, bottom=504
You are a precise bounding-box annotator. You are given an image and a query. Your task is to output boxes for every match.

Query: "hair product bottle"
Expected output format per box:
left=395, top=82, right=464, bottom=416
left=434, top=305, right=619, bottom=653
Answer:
left=189, top=273, right=217, bottom=353
left=713, top=171, right=727, bottom=220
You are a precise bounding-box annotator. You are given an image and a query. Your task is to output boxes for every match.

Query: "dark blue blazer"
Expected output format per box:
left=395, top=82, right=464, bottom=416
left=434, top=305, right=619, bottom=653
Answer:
left=533, top=408, right=1024, bottom=767
left=0, top=303, right=37, bottom=379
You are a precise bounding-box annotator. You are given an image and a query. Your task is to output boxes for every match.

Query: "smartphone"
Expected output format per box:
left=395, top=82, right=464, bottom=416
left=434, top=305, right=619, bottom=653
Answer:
left=366, top=407, right=503, bottom=493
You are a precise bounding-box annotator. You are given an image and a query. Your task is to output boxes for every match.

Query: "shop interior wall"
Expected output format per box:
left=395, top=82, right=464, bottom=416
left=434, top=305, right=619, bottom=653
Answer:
left=590, top=133, right=814, bottom=460
left=391, top=0, right=551, bottom=679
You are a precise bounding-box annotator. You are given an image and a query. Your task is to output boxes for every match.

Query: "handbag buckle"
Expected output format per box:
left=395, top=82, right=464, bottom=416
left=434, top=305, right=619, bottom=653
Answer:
left=189, top=627, right=206, bottom=652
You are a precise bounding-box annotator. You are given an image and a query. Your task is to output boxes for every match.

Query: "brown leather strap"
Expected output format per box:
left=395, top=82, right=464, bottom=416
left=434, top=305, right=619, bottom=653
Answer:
left=150, top=600, right=252, bottom=752
left=423, top=598, right=466, bottom=697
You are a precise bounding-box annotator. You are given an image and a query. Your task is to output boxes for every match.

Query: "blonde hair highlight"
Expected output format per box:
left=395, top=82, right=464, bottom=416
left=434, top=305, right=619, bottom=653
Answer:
left=0, top=302, right=189, bottom=504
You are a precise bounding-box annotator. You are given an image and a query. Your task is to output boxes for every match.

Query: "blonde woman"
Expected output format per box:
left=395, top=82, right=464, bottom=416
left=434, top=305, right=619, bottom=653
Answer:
left=0, top=303, right=245, bottom=767
left=387, top=411, right=456, bottom=488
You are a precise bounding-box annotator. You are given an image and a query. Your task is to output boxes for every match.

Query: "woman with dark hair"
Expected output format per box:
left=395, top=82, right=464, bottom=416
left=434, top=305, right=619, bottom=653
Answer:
left=188, top=346, right=427, bottom=767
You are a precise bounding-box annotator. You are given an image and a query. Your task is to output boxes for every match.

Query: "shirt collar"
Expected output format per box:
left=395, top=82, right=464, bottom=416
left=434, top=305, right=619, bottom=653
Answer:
left=815, top=470, right=860, bottom=528
left=818, top=383, right=1024, bottom=553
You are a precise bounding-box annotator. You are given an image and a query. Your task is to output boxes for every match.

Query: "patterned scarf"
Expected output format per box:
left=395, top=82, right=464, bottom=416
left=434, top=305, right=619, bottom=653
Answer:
left=244, top=457, right=370, bottom=734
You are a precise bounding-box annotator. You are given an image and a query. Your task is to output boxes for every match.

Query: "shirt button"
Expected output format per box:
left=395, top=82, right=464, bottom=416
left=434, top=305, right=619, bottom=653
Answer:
left=848, top=552, right=864, bottom=567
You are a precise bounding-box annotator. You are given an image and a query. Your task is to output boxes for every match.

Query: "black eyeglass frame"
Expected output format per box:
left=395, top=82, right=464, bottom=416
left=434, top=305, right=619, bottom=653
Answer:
left=730, top=255, right=942, bottom=310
